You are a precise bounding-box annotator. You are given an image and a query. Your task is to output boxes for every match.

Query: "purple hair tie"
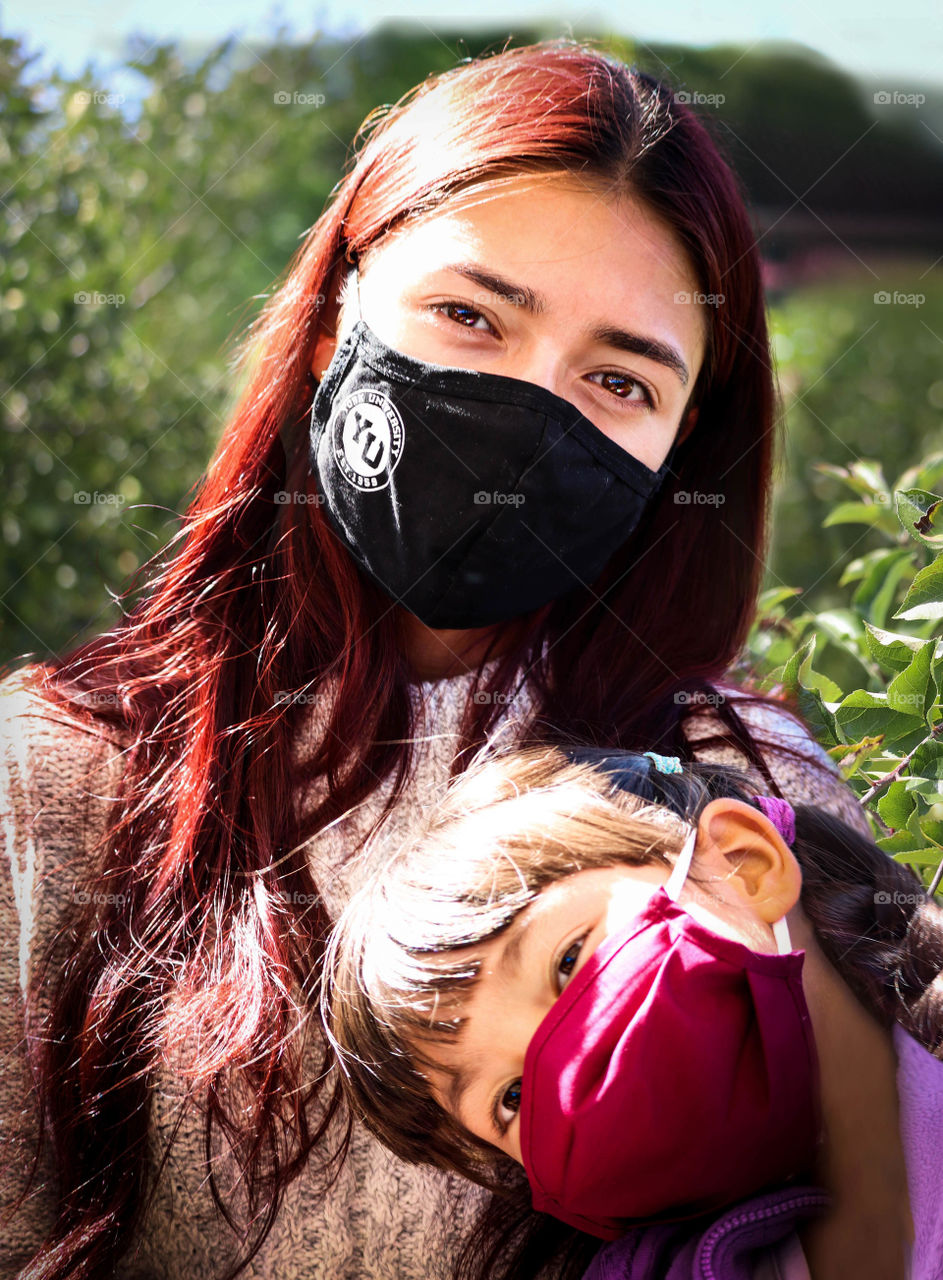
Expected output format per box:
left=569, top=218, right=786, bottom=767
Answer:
left=753, top=795, right=796, bottom=846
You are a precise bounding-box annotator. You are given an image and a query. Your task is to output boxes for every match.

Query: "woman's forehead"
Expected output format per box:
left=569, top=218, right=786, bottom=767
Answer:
left=356, top=174, right=707, bottom=369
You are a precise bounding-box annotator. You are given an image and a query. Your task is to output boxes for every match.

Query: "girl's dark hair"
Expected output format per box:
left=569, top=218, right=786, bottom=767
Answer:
left=325, top=744, right=943, bottom=1280
left=6, top=35, right=806, bottom=1279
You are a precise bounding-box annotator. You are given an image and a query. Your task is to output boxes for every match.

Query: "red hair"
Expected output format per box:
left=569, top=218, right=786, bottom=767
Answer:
left=9, top=37, right=789, bottom=1279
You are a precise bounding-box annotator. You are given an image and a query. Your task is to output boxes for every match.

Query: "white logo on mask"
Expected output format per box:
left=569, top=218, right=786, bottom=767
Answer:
left=333, top=389, right=404, bottom=490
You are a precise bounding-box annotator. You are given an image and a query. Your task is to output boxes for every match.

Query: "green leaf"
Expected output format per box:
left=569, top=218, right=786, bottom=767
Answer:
left=877, top=780, right=917, bottom=828
left=778, top=636, right=815, bottom=692
left=895, top=489, right=943, bottom=549
left=840, top=550, right=882, bottom=588
left=834, top=689, right=926, bottom=747
left=823, top=500, right=898, bottom=534
left=886, top=640, right=936, bottom=719
left=891, top=849, right=943, bottom=869
left=853, top=548, right=915, bottom=628
left=909, top=738, right=943, bottom=782
left=895, top=455, right=943, bottom=495
left=827, top=735, right=885, bottom=778
left=812, top=610, right=863, bottom=646
left=815, top=460, right=890, bottom=499
left=864, top=623, right=943, bottom=674
left=920, top=818, right=943, bottom=846
left=877, top=829, right=925, bottom=854
left=757, top=586, right=803, bottom=613
left=894, top=555, right=943, bottom=622
left=796, top=684, right=840, bottom=745
left=777, top=634, right=844, bottom=702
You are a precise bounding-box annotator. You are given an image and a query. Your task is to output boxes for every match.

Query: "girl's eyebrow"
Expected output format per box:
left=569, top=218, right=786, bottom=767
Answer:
left=495, top=914, right=532, bottom=979
left=445, top=1062, right=478, bottom=1115
left=442, top=919, right=534, bottom=1116
left=437, top=260, right=691, bottom=388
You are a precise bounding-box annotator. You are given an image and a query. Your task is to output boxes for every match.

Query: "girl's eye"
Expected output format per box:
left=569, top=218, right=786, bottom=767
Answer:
left=493, top=1079, right=522, bottom=1132
left=556, top=938, right=585, bottom=992
left=431, top=300, right=496, bottom=334
left=588, top=370, right=655, bottom=409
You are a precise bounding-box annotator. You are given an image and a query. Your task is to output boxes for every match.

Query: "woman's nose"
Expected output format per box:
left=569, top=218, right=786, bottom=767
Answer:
left=508, top=337, right=573, bottom=402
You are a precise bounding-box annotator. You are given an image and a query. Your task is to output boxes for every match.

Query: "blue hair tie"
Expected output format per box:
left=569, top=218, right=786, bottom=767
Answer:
left=643, top=751, right=683, bottom=775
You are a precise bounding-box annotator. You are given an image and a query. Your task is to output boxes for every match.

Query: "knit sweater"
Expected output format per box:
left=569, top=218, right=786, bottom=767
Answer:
left=0, top=660, right=873, bottom=1280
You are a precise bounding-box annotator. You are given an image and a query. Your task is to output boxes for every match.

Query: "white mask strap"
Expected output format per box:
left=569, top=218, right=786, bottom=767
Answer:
left=772, top=914, right=793, bottom=954
left=665, top=824, right=795, bottom=955
left=348, top=264, right=362, bottom=322
left=664, top=825, right=698, bottom=902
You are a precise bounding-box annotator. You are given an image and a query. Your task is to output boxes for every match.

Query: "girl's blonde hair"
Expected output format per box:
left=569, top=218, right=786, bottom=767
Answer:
left=323, top=743, right=762, bottom=1183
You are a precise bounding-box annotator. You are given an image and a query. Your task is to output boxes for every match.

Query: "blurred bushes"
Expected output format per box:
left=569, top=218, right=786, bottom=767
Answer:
left=769, top=270, right=943, bottom=601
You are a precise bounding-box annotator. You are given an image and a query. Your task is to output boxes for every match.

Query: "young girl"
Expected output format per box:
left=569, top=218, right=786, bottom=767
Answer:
left=324, top=744, right=943, bottom=1280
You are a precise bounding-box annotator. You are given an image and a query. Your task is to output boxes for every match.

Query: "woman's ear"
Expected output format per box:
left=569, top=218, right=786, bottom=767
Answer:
left=693, top=797, right=802, bottom=928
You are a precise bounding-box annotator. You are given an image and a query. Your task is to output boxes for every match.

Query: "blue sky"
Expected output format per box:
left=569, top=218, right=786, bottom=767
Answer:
left=4, top=0, right=942, bottom=87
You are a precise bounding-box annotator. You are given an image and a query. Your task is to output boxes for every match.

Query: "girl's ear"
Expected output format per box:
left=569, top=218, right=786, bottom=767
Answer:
left=693, top=797, right=802, bottom=928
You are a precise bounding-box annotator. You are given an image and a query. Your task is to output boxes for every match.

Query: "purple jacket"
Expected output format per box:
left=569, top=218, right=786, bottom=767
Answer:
left=583, top=1025, right=943, bottom=1280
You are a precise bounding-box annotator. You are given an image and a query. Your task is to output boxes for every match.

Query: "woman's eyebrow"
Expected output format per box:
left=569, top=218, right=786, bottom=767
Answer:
left=438, top=260, right=690, bottom=388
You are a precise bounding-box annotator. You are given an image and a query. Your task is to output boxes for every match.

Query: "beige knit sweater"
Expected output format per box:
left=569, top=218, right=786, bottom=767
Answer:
left=0, top=660, right=871, bottom=1280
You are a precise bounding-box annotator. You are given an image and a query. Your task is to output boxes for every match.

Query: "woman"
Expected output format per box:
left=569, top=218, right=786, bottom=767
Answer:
left=0, top=38, right=870, bottom=1280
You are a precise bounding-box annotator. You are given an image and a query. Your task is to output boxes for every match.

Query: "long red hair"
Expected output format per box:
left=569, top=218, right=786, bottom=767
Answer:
left=9, top=37, right=789, bottom=1280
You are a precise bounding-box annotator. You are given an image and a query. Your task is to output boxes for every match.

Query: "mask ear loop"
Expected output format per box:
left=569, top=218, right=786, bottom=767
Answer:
left=664, top=821, right=795, bottom=955
left=348, top=263, right=362, bottom=323
left=772, top=914, right=793, bottom=955
left=664, top=824, right=698, bottom=902
left=753, top=796, right=796, bottom=954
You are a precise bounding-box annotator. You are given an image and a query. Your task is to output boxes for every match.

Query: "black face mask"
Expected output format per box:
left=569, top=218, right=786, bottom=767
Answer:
left=308, top=278, right=679, bottom=630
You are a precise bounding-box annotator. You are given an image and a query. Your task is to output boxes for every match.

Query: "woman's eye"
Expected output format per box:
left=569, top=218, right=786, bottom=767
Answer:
left=432, top=301, right=495, bottom=334
left=588, top=370, right=655, bottom=408
left=556, top=938, right=584, bottom=991
left=494, top=1079, right=522, bottom=1130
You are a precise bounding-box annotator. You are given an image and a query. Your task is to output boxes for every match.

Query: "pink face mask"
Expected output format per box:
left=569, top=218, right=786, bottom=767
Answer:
left=518, top=800, right=821, bottom=1240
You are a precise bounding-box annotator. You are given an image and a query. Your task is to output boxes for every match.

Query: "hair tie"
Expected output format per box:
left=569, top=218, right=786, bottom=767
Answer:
left=753, top=795, right=796, bottom=846
left=643, top=752, right=683, bottom=775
